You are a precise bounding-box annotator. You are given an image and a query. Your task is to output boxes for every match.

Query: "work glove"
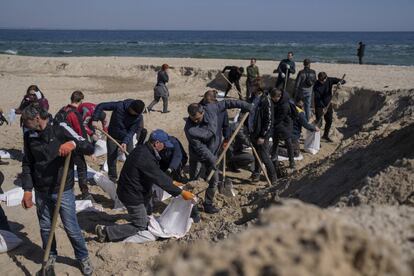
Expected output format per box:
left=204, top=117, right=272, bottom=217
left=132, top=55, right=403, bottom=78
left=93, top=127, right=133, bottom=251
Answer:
left=181, top=190, right=195, bottom=201
left=286, top=64, right=290, bottom=69
left=59, top=141, right=76, bottom=157
left=21, top=191, right=33, bottom=209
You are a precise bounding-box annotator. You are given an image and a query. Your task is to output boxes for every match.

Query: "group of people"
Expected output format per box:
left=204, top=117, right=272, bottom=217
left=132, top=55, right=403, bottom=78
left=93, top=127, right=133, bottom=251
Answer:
left=0, top=54, right=346, bottom=275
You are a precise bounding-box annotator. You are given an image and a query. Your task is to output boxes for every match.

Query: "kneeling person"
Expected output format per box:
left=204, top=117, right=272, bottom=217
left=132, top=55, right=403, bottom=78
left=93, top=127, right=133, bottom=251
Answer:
left=96, top=133, right=194, bottom=242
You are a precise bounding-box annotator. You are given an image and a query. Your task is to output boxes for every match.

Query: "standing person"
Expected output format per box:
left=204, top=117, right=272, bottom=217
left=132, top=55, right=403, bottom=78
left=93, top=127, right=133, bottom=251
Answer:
left=20, top=104, right=94, bottom=275
left=147, top=64, right=170, bottom=113
left=185, top=100, right=251, bottom=214
left=274, top=52, right=296, bottom=90
left=246, top=58, right=260, bottom=100
left=270, top=88, right=295, bottom=169
left=294, top=59, right=317, bottom=121
left=95, top=133, right=195, bottom=243
left=15, top=85, right=50, bottom=129
left=357, top=41, right=366, bottom=65
left=313, top=72, right=346, bottom=142
left=222, top=66, right=244, bottom=99
left=248, top=85, right=278, bottom=184
left=55, top=91, right=92, bottom=200
left=92, top=99, right=145, bottom=183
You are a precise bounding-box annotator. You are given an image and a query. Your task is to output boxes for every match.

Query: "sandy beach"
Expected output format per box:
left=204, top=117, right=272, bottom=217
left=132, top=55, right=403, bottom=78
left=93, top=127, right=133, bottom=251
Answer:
left=0, top=54, right=413, bottom=275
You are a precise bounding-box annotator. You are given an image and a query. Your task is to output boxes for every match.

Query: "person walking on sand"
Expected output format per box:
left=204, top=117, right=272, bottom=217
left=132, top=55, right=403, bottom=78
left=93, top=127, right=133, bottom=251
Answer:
left=147, top=64, right=170, bottom=113
left=246, top=58, right=260, bottom=100
left=357, top=41, right=366, bottom=65
left=274, top=52, right=296, bottom=90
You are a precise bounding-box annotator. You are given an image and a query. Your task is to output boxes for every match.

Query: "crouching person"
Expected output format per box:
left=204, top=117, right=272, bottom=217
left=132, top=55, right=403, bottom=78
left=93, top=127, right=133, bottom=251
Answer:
left=95, top=132, right=195, bottom=242
left=20, top=104, right=95, bottom=276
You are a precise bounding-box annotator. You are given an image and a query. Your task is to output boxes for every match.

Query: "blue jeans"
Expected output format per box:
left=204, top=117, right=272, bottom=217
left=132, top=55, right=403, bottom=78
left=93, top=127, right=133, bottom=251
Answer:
left=302, top=90, right=312, bottom=122
left=35, top=189, right=88, bottom=261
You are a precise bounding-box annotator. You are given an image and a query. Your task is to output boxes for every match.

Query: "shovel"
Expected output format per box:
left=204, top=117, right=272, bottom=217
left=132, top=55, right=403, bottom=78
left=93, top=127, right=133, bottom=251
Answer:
left=96, top=128, right=130, bottom=155
left=37, top=153, right=72, bottom=276
left=218, top=151, right=236, bottom=197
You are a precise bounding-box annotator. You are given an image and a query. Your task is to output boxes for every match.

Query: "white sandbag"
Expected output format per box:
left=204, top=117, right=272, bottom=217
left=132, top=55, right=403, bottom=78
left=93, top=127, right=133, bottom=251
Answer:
left=0, top=150, right=11, bottom=159
left=93, top=172, right=124, bottom=209
left=102, top=160, right=108, bottom=173
left=0, top=230, right=22, bottom=253
left=149, top=196, right=193, bottom=238
left=152, top=185, right=172, bottom=202
left=123, top=230, right=157, bottom=244
left=117, top=152, right=126, bottom=162
left=7, top=109, right=16, bottom=125
left=304, top=130, right=320, bottom=155
left=75, top=200, right=103, bottom=213
left=93, top=139, right=107, bottom=157
left=1, top=187, right=35, bottom=207
left=277, top=154, right=304, bottom=161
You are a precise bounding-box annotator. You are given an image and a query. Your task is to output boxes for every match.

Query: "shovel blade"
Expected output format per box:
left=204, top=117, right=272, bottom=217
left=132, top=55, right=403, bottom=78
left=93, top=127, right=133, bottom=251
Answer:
left=218, top=178, right=236, bottom=197
left=36, top=265, right=56, bottom=276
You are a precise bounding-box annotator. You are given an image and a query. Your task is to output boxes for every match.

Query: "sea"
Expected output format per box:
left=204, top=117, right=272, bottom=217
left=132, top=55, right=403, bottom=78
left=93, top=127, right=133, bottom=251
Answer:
left=0, top=29, right=413, bottom=66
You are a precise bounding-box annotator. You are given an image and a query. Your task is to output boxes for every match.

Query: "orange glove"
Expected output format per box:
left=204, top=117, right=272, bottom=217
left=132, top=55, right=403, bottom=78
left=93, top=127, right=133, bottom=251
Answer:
left=59, top=141, right=76, bottom=157
left=181, top=190, right=195, bottom=201
left=21, top=191, right=34, bottom=209
left=173, top=181, right=183, bottom=187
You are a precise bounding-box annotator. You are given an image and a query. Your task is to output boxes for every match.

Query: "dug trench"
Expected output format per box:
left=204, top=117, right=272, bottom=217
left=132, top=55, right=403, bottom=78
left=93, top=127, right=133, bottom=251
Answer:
left=149, top=87, right=414, bottom=276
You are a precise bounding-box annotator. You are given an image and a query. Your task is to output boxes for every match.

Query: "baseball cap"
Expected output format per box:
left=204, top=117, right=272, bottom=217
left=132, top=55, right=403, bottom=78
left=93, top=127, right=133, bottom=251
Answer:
left=150, top=129, right=173, bottom=148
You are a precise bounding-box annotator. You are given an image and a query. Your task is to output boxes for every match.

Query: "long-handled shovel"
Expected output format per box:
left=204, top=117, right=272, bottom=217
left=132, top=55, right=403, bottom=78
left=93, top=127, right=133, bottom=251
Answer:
left=283, top=67, right=289, bottom=91
left=196, top=112, right=249, bottom=196
left=37, top=152, right=72, bottom=276
left=250, top=145, right=272, bottom=186
left=96, top=128, right=130, bottom=155
left=220, top=72, right=243, bottom=100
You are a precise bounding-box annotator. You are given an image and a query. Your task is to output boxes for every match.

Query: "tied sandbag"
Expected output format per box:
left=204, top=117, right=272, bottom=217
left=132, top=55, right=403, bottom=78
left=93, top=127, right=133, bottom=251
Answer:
left=0, top=187, right=35, bottom=207
left=75, top=200, right=103, bottom=213
left=74, top=165, right=97, bottom=182
left=0, top=230, right=22, bottom=253
left=117, top=152, right=126, bottom=162
left=304, top=130, right=320, bottom=155
left=93, top=172, right=124, bottom=209
left=123, top=230, right=157, bottom=244
left=93, top=139, right=107, bottom=157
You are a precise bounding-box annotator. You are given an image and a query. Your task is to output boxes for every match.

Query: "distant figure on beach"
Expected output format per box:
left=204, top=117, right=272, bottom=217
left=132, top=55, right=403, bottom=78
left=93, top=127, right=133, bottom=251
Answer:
left=147, top=64, right=170, bottom=113
left=222, top=66, right=244, bottom=100
left=246, top=58, right=260, bottom=100
left=357, top=41, right=366, bottom=64
left=275, top=52, right=296, bottom=90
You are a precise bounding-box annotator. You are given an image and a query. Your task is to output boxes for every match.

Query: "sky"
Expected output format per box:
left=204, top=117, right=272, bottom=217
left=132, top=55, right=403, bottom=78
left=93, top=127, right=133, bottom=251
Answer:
left=0, top=0, right=413, bottom=31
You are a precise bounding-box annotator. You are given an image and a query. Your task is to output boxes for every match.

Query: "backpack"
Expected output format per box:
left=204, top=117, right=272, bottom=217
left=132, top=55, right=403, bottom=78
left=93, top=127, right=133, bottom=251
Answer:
left=303, top=71, right=316, bottom=88
left=54, top=107, right=70, bottom=126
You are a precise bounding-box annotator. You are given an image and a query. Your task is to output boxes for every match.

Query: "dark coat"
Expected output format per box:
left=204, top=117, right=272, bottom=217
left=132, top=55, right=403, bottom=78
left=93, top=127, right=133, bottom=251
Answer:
left=22, top=123, right=94, bottom=193
left=92, top=99, right=143, bottom=145
left=159, top=136, right=188, bottom=172
left=313, top=77, right=343, bottom=108
left=272, top=90, right=293, bottom=140
left=248, top=94, right=273, bottom=139
left=222, top=66, right=243, bottom=82
left=117, top=143, right=182, bottom=206
left=155, top=70, right=169, bottom=98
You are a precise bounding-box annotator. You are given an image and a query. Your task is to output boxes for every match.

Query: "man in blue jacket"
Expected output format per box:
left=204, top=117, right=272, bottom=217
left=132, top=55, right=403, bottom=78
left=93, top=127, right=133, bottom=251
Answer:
left=92, top=99, right=145, bottom=182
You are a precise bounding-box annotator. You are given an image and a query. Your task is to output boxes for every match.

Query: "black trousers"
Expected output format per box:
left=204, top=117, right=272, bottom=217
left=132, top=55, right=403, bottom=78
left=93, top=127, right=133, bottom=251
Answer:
left=251, top=137, right=277, bottom=182
left=315, top=105, right=333, bottom=138
left=275, top=77, right=288, bottom=89
left=272, top=136, right=295, bottom=166
left=358, top=56, right=363, bottom=65
left=147, top=95, right=168, bottom=113
left=105, top=203, right=149, bottom=242
left=225, top=80, right=242, bottom=99
left=0, top=205, right=10, bottom=231
left=73, top=152, right=88, bottom=193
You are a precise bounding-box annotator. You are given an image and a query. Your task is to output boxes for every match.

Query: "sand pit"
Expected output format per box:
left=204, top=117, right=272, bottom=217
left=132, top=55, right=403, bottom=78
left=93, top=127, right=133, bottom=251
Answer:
left=0, top=55, right=413, bottom=275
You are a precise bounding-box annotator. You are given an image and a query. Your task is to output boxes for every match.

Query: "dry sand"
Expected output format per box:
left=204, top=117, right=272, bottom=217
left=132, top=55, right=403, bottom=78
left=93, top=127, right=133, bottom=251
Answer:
left=0, top=54, right=413, bottom=275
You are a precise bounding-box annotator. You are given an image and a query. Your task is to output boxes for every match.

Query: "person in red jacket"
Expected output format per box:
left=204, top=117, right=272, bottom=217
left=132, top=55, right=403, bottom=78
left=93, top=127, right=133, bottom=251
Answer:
left=78, top=102, right=108, bottom=142
left=56, top=91, right=92, bottom=200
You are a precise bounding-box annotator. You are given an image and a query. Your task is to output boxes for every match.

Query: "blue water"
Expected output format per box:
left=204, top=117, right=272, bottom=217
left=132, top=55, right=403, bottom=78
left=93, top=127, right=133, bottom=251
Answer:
left=1, top=29, right=414, bottom=66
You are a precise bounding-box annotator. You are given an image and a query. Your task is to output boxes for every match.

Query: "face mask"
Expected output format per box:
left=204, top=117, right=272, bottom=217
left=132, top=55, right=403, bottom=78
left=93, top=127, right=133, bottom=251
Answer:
left=35, top=91, right=42, bottom=100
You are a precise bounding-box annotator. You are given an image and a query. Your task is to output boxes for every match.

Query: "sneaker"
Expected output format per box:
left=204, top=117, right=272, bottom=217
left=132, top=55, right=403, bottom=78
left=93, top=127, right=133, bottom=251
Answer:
left=95, top=225, right=107, bottom=243
left=203, top=204, right=220, bottom=214
left=249, top=173, right=260, bottom=183
left=79, top=257, right=94, bottom=276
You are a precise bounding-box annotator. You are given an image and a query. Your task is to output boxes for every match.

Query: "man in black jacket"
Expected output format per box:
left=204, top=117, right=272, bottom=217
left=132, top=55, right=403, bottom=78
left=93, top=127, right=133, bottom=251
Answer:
left=95, top=133, right=195, bottom=242
left=92, top=99, right=145, bottom=182
left=270, top=88, right=295, bottom=169
left=222, top=66, right=244, bottom=99
left=313, top=72, right=346, bottom=142
left=185, top=100, right=252, bottom=214
left=248, top=86, right=278, bottom=184
left=20, top=104, right=95, bottom=276
left=294, top=59, right=317, bottom=121
left=357, top=42, right=366, bottom=65
left=275, top=52, right=296, bottom=89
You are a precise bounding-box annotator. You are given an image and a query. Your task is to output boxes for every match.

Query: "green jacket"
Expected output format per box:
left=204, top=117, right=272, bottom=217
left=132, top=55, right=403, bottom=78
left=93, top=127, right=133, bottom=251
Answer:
left=246, top=65, right=259, bottom=80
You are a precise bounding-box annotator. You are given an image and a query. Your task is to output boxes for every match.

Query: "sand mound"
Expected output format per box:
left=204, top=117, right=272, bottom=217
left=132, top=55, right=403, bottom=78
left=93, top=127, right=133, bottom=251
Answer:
left=154, top=200, right=411, bottom=276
